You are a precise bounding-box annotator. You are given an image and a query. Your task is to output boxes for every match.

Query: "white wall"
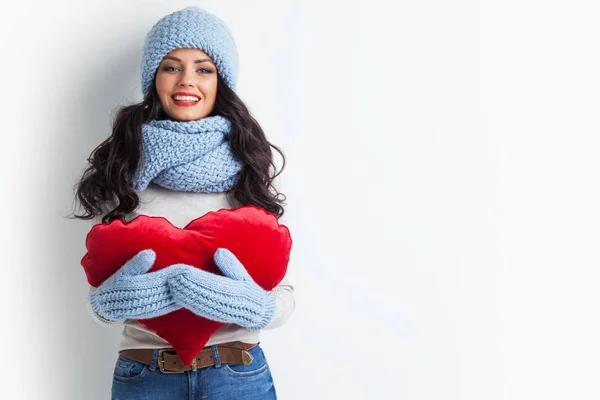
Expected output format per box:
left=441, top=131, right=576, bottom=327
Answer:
left=2, top=0, right=600, bottom=399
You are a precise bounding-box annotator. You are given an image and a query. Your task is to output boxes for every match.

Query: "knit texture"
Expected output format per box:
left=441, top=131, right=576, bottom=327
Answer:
left=141, top=6, right=239, bottom=95
left=89, top=249, right=187, bottom=321
left=128, top=115, right=243, bottom=193
left=168, top=248, right=277, bottom=331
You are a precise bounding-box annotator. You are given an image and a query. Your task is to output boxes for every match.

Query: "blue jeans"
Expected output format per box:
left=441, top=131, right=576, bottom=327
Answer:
left=111, top=344, right=277, bottom=400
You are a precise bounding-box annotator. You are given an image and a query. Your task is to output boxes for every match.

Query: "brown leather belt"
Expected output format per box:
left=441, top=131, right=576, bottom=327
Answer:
left=119, top=341, right=258, bottom=373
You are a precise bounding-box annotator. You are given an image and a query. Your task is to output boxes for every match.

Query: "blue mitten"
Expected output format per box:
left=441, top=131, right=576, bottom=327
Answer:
left=167, top=248, right=277, bottom=331
left=89, top=249, right=189, bottom=322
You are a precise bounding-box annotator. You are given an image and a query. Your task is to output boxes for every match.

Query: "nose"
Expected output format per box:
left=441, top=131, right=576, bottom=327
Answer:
left=178, top=68, right=195, bottom=87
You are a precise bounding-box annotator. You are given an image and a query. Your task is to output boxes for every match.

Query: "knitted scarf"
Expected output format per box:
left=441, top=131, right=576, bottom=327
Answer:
left=128, top=115, right=243, bottom=193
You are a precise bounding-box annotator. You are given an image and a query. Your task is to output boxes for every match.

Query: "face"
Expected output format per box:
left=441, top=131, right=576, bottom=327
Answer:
left=154, top=48, right=218, bottom=121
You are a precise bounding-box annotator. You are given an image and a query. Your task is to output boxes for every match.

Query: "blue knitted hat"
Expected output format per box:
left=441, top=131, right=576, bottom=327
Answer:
left=140, top=7, right=239, bottom=96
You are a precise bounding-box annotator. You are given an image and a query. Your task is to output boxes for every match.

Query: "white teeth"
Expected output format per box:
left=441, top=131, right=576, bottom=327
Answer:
left=173, top=95, right=199, bottom=101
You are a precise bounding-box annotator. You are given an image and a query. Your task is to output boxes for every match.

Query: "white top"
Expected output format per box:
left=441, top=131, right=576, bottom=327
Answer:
left=86, top=182, right=295, bottom=350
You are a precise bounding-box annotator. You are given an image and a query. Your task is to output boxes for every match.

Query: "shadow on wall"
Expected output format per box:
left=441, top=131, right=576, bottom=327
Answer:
left=46, top=40, right=144, bottom=400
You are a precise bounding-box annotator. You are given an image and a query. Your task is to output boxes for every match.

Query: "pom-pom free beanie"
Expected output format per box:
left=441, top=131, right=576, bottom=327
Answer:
left=140, top=6, right=239, bottom=96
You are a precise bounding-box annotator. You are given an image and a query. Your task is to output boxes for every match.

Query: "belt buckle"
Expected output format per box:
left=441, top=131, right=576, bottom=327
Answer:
left=157, top=349, right=197, bottom=374
left=241, top=350, right=253, bottom=366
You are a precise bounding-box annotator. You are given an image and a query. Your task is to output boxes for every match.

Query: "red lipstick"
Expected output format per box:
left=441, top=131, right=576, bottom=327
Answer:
left=171, top=92, right=201, bottom=107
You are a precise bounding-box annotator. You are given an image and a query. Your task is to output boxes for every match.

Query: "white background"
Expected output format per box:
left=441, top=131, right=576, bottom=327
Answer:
left=1, top=0, right=599, bottom=399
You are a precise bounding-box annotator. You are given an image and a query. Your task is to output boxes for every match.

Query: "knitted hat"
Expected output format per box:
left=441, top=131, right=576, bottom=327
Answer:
left=140, top=7, right=239, bottom=96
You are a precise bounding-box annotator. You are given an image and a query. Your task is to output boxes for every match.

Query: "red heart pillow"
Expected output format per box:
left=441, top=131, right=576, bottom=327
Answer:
left=81, top=205, right=292, bottom=366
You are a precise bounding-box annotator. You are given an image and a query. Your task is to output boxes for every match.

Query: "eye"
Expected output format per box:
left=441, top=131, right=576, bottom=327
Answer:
left=198, top=68, right=214, bottom=74
left=162, top=66, right=179, bottom=72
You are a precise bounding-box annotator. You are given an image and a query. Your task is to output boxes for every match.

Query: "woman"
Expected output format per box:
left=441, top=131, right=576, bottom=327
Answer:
left=73, top=7, right=294, bottom=399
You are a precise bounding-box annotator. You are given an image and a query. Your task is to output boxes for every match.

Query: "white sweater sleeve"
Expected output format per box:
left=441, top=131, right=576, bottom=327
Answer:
left=263, top=273, right=295, bottom=330
left=263, top=206, right=297, bottom=330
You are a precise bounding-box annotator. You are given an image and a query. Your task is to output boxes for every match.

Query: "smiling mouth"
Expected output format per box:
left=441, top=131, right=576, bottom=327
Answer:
left=171, top=96, right=200, bottom=107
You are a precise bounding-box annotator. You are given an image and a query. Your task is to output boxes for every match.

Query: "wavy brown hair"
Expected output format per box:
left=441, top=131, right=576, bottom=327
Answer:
left=72, top=73, right=286, bottom=223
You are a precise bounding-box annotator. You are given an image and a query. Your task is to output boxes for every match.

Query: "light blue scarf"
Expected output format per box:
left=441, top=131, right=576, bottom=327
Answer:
left=128, top=115, right=243, bottom=193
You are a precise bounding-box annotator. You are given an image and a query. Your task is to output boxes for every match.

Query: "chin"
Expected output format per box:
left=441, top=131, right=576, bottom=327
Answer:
left=169, top=111, right=207, bottom=121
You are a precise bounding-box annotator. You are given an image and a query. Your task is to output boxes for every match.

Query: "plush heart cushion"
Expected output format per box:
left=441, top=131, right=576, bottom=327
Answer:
left=81, top=205, right=292, bottom=366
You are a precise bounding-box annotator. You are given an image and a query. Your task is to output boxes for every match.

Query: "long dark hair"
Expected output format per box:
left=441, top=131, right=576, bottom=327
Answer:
left=72, top=73, right=286, bottom=224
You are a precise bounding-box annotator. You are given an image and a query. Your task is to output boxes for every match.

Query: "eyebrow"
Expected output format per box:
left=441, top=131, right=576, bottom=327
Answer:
left=162, top=56, right=214, bottom=64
